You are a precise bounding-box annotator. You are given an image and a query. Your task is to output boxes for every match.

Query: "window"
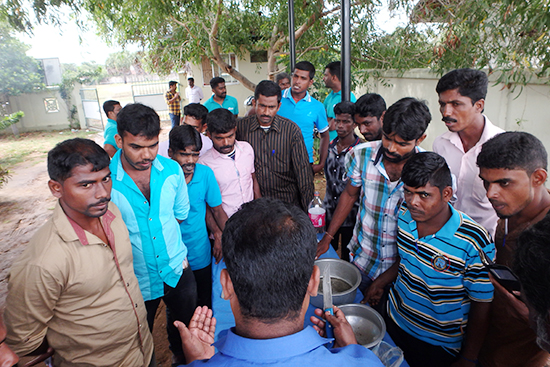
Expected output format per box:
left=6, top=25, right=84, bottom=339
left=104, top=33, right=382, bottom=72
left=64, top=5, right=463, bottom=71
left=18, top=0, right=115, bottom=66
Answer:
left=202, top=54, right=239, bottom=86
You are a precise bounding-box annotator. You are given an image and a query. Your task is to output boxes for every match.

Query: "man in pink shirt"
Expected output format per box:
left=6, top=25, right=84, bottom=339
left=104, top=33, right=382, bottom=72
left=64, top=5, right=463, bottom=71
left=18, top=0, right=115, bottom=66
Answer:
left=199, top=108, right=261, bottom=217
left=433, top=68, right=503, bottom=237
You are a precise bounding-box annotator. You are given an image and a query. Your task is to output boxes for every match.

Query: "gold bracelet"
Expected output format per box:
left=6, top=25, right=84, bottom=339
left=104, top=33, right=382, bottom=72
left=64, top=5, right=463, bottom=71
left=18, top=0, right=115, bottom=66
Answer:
left=325, top=232, right=335, bottom=240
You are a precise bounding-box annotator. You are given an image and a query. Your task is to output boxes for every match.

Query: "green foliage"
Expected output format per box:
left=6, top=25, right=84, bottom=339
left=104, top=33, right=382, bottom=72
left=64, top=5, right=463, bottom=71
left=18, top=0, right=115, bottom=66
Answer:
left=0, top=110, right=24, bottom=130
left=0, top=20, right=44, bottom=96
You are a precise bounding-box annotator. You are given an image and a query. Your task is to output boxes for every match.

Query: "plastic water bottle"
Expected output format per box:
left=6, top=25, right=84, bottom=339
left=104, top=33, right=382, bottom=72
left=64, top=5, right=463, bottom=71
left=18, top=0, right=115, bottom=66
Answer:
left=308, top=191, right=326, bottom=234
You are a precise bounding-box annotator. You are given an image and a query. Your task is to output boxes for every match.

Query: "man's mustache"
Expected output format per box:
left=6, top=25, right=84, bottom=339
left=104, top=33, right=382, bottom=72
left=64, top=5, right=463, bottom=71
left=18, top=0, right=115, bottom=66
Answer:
left=442, top=116, right=457, bottom=123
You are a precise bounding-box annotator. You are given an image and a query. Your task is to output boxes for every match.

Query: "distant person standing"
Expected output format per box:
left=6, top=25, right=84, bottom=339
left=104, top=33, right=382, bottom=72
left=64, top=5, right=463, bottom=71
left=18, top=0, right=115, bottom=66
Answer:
left=166, top=80, right=182, bottom=128
left=103, top=99, right=122, bottom=157
left=185, top=77, right=204, bottom=104
left=203, top=77, right=239, bottom=116
left=323, top=61, right=357, bottom=141
left=354, top=93, right=386, bottom=141
left=275, top=72, right=291, bottom=90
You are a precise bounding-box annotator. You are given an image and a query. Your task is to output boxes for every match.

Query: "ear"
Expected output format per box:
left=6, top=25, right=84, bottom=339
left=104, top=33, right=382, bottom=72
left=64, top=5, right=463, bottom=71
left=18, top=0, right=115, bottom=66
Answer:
left=415, top=133, right=427, bottom=146
left=48, top=179, right=63, bottom=199
left=252, top=98, right=257, bottom=108
left=379, top=111, right=385, bottom=124
left=308, top=78, right=314, bottom=88
left=531, top=168, right=548, bottom=187
left=307, top=265, right=321, bottom=297
left=220, top=269, right=235, bottom=300
left=442, top=186, right=453, bottom=202
left=115, top=134, right=122, bottom=149
left=474, top=98, right=485, bottom=113
left=168, top=148, right=174, bottom=158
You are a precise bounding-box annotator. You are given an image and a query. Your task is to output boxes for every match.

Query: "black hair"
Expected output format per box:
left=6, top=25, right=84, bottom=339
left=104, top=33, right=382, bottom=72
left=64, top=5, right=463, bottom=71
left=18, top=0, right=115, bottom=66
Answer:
left=275, top=72, right=290, bottom=84
left=436, top=68, right=488, bottom=104
left=355, top=93, right=386, bottom=119
left=206, top=108, right=236, bottom=134
left=103, top=100, right=120, bottom=116
left=382, top=97, right=431, bottom=141
left=48, top=138, right=110, bottom=182
left=169, top=81, right=178, bottom=87
left=325, top=61, right=341, bottom=81
left=210, top=77, right=225, bottom=89
left=169, top=125, right=202, bottom=152
left=188, top=77, right=194, bottom=82
left=254, top=80, right=282, bottom=103
left=477, top=132, right=547, bottom=175
left=334, top=101, right=356, bottom=117
left=183, top=103, right=208, bottom=123
left=117, top=103, right=161, bottom=139
left=515, top=213, right=550, bottom=318
left=401, top=152, right=452, bottom=193
left=294, top=61, right=315, bottom=80
left=222, top=197, right=317, bottom=321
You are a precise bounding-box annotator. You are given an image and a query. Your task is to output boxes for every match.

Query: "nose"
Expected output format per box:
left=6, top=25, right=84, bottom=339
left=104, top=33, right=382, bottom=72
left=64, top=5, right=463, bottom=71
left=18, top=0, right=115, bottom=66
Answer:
left=441, top=103, right=452, bottom=117
left=387, top=141, right=397, bottom=153
left=485, top=183, right=498, bottom=199
left=359, top=124, right=368, bottom=135
left=142, top=147, right=154, bottom=161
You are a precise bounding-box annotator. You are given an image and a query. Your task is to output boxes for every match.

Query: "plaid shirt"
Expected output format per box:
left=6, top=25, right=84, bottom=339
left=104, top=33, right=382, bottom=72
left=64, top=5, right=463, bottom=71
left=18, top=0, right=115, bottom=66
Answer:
left=346, top=141, right=423, bottom=280
left=165, top=90, right=181, bottom=115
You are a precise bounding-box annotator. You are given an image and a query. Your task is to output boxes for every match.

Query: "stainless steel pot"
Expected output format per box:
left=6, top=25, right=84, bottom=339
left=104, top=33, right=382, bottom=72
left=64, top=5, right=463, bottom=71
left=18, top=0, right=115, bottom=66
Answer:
left=339, top=303, right=386, bottom=349
left=310, top=258, right=361, bottom=308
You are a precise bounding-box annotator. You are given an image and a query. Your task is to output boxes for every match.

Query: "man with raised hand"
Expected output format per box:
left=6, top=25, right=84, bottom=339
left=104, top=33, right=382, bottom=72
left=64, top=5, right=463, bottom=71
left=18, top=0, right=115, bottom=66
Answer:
left=5, top=138, right=154, bottom=366
left=111, top=103, right=197, bottom=366
left=174, top=197, right=385, bottom=367
left=477, top=132, right=550, bottom=367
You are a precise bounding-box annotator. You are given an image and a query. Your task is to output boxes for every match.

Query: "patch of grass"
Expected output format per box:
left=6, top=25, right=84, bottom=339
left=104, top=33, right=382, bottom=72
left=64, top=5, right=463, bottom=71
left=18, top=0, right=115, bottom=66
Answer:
left=0, top=130, right=97, bottom=169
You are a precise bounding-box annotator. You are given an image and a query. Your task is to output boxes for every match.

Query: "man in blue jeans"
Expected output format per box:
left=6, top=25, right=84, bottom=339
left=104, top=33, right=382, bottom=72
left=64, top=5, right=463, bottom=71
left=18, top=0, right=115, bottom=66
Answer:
left=111, top=103, right=197, bottom=366
left=166, top=80, right=182, bottom=128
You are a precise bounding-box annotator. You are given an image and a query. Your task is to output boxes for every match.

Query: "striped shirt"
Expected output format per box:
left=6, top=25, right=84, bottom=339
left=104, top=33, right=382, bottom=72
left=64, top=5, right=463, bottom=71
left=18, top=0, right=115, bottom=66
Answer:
left=388, top=203, right=495, bottom=349
left=236, top=115, right=314, bottom=211
left=165, top=90, right=181, bottom=115
left=346, top=141, right=424, bottom=280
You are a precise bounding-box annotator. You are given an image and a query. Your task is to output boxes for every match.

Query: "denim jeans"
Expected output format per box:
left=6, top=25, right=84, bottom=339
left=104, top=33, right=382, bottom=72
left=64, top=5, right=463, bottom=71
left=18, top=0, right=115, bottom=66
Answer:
left=169, top=113, right=180, bottom=129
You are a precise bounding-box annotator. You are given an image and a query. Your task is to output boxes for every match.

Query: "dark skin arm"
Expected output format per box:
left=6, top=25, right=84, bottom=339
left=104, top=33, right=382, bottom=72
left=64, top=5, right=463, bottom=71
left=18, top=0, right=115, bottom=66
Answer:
left=310, top=305, right=358, bottom=347
left=362, top=259, right=400, bottom=305
left=316, top=182, right=360, bottom=258
left=206, top=205, right=227, bottom=264
left=450, top=301, right=491, bottom=367
left=252, top=173, right=262, bottom=199
left=313, top=130, right=330, bottom=174
left=104, top=144, right=117, bottom=158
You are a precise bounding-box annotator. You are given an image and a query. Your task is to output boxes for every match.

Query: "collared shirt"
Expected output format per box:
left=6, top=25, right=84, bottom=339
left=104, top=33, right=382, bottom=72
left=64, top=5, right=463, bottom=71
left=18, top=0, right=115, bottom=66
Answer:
left=236, top=115, right=314, bottom=211
left=203, top=95, right=239, bottom=115
left=346, top=141, right=424, bottom=280
left=166, top=90, right=182, bottom=115
left=110, top=151, right=190, bottom=301
left=5, top=202, right=154, bottom=367
left=433, top=115, right=504, bottom=237
left=277, top=89, right=329, bottom=163
left=158, top=133, right=213, bottom=159
left=180, top=163, right=222, bottom=270
left=185, top=85, right=204, bottom=104
left=103, top=118, right=119, bottom=150
left=187, top=326, right=384, bottom=367
left=323, top=90, right=357, bottom=141
left=324, top=135, right=363, bottom=225
left=198, top=140, right=255, bottom=217
left=388, top=203, right=495, bottom=349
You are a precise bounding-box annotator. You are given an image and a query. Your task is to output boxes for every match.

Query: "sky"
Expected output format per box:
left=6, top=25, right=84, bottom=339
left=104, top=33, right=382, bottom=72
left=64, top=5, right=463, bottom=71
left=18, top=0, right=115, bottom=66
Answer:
left=15, top=2, right=407, bottom=66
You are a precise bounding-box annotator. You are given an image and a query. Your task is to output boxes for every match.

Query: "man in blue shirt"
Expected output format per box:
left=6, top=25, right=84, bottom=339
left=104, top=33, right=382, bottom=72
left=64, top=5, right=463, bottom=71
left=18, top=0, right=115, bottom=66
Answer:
left=365, top=152, right=494, bottom=367
left=323, top=61, right=357, bottom=141
left=168, top=125, right=228, bottom=308
left=277, top=61, right=330, bottom=174
left=174, top=197, right=384, bottom=367
left=203, top=77, right=239, bottom=116
left=110, top=103, right=197, bottom=366
left=102, top=99, right=122, bottom=157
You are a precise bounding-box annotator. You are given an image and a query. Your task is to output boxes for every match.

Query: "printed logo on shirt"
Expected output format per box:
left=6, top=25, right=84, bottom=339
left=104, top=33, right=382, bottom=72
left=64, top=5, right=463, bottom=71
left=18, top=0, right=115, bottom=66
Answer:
left=431, top=253, right=450, bottom=272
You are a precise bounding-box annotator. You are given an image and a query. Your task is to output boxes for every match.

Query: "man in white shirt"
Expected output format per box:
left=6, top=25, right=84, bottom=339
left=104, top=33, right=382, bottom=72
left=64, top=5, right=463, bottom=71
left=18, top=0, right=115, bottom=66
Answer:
left=185, top=77, right=204, bottom=104
left=433, top=68, right=503, bottom=237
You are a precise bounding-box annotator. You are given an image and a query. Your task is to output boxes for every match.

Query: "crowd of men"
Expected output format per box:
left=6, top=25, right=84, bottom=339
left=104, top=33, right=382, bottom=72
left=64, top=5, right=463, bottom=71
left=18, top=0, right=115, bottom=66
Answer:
left=2, top=65, right=550, bottom=367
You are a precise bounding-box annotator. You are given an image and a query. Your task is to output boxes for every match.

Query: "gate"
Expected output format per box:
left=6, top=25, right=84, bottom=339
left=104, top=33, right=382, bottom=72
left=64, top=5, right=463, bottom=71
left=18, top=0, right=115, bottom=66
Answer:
left=132, top=82, right=172, bottom=121
left=80, top=88, right=104, bottom=130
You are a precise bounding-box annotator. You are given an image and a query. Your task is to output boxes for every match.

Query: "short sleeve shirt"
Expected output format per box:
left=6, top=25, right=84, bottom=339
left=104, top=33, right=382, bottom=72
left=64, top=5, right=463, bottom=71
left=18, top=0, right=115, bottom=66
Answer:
left=277, top=89, right=329, bottom=163
left=103, top=118, right=119, bottom=150
left=203, top=95, right=239, bottom=115
left=180, top=164, right=222, bottom=270
left=388, top=203, right=495, bottom=349
left=110, top=151, right=190, bottom=301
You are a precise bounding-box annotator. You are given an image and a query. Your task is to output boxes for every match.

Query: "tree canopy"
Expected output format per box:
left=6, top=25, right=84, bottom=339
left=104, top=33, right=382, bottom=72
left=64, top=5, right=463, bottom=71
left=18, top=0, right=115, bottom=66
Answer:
left=2, top=0, right=549, bottom=90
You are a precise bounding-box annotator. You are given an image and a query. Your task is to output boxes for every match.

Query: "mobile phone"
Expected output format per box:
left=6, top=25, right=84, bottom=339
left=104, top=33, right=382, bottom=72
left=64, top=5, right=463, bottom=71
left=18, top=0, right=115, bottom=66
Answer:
left=486, top=264, right=521, bottom=293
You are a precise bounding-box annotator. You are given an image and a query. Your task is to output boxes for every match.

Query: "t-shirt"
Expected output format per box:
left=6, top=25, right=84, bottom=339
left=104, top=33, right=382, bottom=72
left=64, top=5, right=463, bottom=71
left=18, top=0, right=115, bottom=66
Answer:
left=180, top=164, right=222, bottom=270
left=103, top=118, right=119, bottom=150
left=203, top=95, right=239, bottom=115
left=323, top=90, right=357, bottom=141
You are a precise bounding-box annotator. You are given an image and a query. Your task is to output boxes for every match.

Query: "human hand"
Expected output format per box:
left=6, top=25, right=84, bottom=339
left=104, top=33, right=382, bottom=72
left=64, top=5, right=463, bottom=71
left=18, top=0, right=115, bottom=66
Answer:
left=310, top=305, right=357, bottom=348
left=312, top=163, right=324, bottom=174
left=174, top=306, right=216, bottom=363
left=361, top=279, right=385, bottom=305
left=213, top=234, right=223, bottom=264
left=315, top=236, right=331, bottom=259
left=489, top=273, right=529, bottom=322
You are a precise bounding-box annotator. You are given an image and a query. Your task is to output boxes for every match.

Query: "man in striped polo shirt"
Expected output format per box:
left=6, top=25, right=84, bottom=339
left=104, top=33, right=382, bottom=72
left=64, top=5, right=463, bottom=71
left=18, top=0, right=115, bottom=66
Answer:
left=367, top=152, right=495, bottom=367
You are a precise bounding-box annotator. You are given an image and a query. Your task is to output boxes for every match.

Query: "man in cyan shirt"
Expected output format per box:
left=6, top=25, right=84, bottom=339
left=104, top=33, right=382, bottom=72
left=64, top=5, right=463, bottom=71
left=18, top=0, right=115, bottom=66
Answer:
left=103, top=99, right=122, bottom=157
left=110, top=103, right=197, bottom=366
left=203, top=77, right=239, bottom=116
